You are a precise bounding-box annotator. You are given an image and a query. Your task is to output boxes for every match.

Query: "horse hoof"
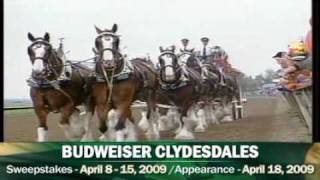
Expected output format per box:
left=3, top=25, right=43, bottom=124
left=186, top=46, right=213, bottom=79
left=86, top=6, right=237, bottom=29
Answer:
left=174, top=129, right=195, bottom=140
left=221, top=115, right=233, bottom=122
left=138, top=120, right=150, bottom=132
left=59, top=123, right=84, bottom=141
left=158, top=117, right=170, bottom=131
left=125, top=123, right=138, bottom=141
left=81, top=133, right=94, bottom=142
left=145, top=131, right=160, bottom=140
left=115, top=130, right=126, bottom=142
left=37, top=127, right=48, bottom=142
left=99, top=134, right=108, bottom=141
left=194, top=126, right=206, bottom=133
left=211, top=119, right=220, bottom=125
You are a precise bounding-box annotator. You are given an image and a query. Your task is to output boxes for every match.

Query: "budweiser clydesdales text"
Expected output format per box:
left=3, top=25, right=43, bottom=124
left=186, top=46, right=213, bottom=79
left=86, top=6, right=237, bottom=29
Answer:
left=62, top=145, right=259, bottom=159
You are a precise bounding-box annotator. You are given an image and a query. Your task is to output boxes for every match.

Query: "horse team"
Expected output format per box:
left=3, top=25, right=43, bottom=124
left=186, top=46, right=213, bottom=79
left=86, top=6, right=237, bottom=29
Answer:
left=27, top=24, right=244, bottom=142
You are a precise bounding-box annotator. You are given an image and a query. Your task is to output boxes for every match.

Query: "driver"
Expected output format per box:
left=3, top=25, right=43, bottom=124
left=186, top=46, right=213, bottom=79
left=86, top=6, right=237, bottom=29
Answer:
left=198, top=37, right=212, bottom=62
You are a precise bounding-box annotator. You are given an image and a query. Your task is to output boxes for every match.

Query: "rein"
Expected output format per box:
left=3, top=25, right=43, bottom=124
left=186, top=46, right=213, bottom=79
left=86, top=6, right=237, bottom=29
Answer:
left=46, top=52, right=76, bottom=106
left=44, top=77, right=75, bottom=107
left=100, top=63, right=115, bottom=105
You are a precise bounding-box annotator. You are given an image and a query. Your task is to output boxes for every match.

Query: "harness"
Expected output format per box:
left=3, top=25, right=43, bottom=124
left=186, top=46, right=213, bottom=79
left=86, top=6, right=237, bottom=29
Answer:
left=95, top=58, right=133, bottom=82
left=160, top=80, right=189, bottom=90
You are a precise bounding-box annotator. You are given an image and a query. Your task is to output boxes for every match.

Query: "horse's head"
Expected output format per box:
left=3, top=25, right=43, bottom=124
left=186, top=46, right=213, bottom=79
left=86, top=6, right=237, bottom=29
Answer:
left=94, top=24, right=122, bottom=72
left=158, top=45, right=180, bottom=83
left=27, top=32, right=61, bottom=80
left=210, top=46, right=228, bottom=63
left=178, top=48, right=198, bottom=67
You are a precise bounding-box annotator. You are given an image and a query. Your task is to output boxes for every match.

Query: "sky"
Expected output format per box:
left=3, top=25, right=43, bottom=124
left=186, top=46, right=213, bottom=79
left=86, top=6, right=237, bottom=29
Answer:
left=4, top=0, right=311, bottom=99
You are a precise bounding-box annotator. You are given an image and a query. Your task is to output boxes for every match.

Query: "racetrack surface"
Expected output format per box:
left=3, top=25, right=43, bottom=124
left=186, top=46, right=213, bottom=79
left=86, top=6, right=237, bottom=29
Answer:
left=4, top=96, right=311, bottom=142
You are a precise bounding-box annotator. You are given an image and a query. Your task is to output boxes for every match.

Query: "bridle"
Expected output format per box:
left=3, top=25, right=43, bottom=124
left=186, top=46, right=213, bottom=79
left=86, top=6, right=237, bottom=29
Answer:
left=28, top=40, right=52, bottom=62
left=159, top=52, right=181, bottom=83
left=27, top=38, right=74, bottom=106
left=28, top=40, right=63, bottom=80
left=94, top=32, right=122, bottom=105
left=94, top=32, right=120, bottom=60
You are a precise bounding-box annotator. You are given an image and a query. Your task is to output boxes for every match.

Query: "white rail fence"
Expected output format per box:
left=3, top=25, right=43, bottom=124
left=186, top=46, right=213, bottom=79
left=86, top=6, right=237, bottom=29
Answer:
left=281, top=86, right=312, bottom=133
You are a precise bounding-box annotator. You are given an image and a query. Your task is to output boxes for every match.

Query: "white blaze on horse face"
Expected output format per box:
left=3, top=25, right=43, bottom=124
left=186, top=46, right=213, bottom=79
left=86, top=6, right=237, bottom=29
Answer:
left=179, top=53, right=191, bottom=64
left=163, top=55, right=175, bottom=79
left=101, top=36, right=114, bottom=61
left=33, top=59, right=44, bottom=73
left=32, top=44, right=46, bottom=73
left=33, top=44, right=46, bottom=58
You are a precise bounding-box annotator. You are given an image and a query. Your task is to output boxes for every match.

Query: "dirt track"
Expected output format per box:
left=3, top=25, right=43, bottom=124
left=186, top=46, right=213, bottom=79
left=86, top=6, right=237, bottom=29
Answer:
left=4, top=96, right=311, bottom=142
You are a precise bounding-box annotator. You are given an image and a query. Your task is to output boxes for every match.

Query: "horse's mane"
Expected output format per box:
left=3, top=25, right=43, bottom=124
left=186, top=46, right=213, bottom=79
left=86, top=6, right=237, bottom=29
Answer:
left=131, top=58, right=157, bottom=75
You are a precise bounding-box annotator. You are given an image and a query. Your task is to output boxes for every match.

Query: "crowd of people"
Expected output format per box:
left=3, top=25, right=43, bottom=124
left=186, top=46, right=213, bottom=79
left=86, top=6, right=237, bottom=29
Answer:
left=273, top=18, right=312, bottom=92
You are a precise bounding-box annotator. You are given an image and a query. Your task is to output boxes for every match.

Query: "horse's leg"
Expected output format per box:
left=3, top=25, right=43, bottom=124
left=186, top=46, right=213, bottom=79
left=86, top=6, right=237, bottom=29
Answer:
left=208, top=102, right=219, bottom=124
left=59, top=103, right=85, bottom=141
left=138, top=109, right=150, bottom=132
left=31, top=89, right=49, bottom=142
left=194, top=103, right=207, bottom=132
left=34, top=106, right=49, bottom=142
left=96, top=103, right=111, bottom=141
left=145, top=89, right=160, bottom=140
left=174, top=108, right=183, bottom=134
left=158, top=108, right=172, bottom=131
left=174, top=104, right=195, bottom=140
left=124, top=109, right=138, bottom=141
left=81, top=97, right=95, bottom=141
left=221, top=95, right=233, bottom=122
left=113, top=106, right=130, bottom=141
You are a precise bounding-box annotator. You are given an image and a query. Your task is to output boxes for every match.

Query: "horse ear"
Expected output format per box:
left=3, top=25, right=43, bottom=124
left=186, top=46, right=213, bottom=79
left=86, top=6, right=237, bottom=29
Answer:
left=180, top=48, right=183, bottom=52
left=44, top=32, right=50, bottom=42
left=171, top=45, right=176, bottom=52
left=159, top=46, right=164, bottom=52
left=191, top=48, right=195, bottom=52
left=112, top=24, right=118, bottom=33
left=95, top=25, right=103, bottom=34
left=27, top=32, right=36, bottom=42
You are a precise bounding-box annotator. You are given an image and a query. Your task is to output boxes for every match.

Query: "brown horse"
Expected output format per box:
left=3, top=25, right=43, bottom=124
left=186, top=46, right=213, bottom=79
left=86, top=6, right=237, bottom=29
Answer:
left=157, top=45, right=204, bottom=139
left=177, top=48, right=221, bottom=131
left=27, top=32, right=93, bottom=141
left=205, top=46, right=243, bottom=121
left=89, top=24, right=158, bottom=141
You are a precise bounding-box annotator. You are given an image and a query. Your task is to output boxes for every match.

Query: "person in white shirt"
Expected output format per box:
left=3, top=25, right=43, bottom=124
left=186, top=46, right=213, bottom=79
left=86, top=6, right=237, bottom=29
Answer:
left=181, top=38, right=190, bottom=51
left=198, top=37, right=213, bottom=62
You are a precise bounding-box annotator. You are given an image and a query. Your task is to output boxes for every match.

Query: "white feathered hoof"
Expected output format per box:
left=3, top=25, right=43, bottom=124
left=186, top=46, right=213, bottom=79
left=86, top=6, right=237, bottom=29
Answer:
left=194, top=124, right=206, bottom=132
left=81, top=132, right=94, bottom=142
left=63, top=111, right=86, bottom=140
left=158, top=116, right=170, bottom=131
left=145, top=122, right=160, bottom=140
left=125, top=121, right=138, bottom=141
left=145, top=131, right=160, bottom=140
left=221, top=115, right=233, bottom=122
left=59, top=123, right=84, bottom=141
left=174, top=126, right=195, bottom=140
left=138, top=111, right=150, bottom=132
left=37, top=127, right=48, bottom=142
left=210, top=114, right=220, bottom=124
left=99, top=134, right=109, bottom=141
left=115, top=129, right=126, bottom=142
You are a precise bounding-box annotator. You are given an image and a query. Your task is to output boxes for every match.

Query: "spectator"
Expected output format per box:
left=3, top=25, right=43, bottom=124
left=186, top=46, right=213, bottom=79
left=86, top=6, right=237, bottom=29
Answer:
left=294, top=17, right=312, bottom=70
